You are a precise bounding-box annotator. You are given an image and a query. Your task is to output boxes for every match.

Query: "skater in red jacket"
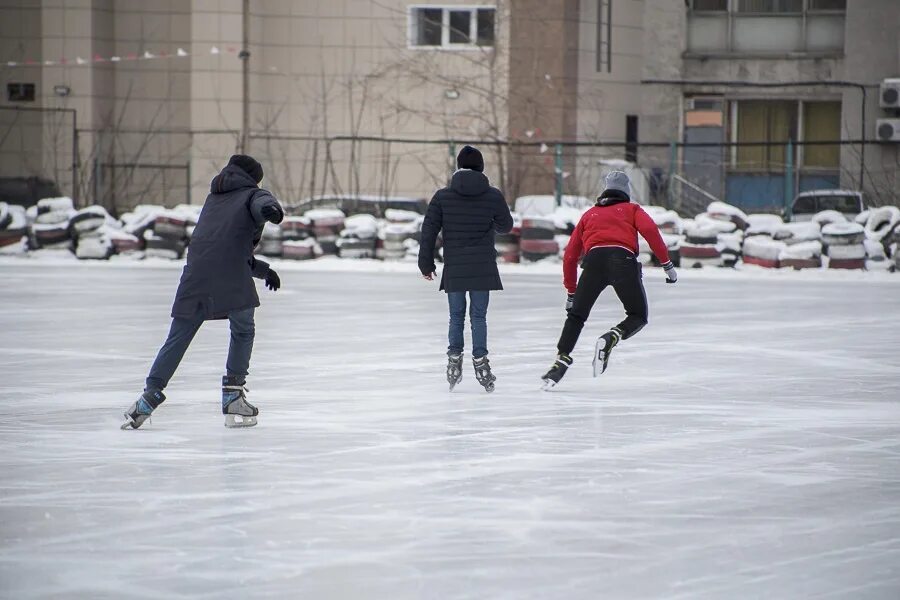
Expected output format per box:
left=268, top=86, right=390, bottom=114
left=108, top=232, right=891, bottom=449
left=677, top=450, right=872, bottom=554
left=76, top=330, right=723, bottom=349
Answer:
left=541, top=171, right=676, bottom=388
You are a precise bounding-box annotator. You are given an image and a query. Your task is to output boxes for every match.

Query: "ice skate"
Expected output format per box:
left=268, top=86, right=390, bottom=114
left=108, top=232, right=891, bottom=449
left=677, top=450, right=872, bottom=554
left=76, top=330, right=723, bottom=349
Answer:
left=541, top=354, right=573, bottom=390
left=593, top=328, right=622, bottom=377
left=472, top=356, right=496, bottom=393
left=121, top=389, right=166, bottom=430
left=447, top=353, right=463, bottom=391
left=222, top=376, right=258, bottom=428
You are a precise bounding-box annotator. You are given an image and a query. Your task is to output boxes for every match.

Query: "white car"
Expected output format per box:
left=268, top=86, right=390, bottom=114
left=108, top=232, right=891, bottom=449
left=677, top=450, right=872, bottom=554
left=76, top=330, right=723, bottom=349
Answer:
left=787, top=190, right=865, bottom=222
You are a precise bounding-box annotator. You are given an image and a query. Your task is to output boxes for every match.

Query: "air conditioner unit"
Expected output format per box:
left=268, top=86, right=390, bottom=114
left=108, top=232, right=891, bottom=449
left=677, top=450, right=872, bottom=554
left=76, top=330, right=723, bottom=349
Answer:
left=876, top=118, right=900, bottom=142
left=879, top=78, right=900, bottom=109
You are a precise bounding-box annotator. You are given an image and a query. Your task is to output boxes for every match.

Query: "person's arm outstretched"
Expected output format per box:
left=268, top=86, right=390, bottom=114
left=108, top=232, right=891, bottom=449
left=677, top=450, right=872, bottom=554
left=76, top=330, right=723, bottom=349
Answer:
left=635, top=206, right=677, bottom=283
left=250, top=190, right=284, bottom=225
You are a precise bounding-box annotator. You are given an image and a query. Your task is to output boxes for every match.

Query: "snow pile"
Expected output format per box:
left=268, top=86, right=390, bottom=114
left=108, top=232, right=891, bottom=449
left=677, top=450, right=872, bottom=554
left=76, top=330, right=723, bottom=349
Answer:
left=0, top=204, right=28, bottom=253
left=822, top=222, right=866, bottom=269
left=647, top=208, right=683, bottom=235
left=778, top=240, right=824, bottom=270
left=305, top=208, right=345, bottom=254
left=384, top=209, right=420, bottom=223
left=821, top=222, right=865, bottom=246
left=811, top=210, right=847, bottom=228
left=745, top=214, right=784, bottom=237
left=774, top=222, right=821, bottom=245
left=337, top=214, right=379, bottom=259
left=742, top=236, right=788, bottom=268
left=706, top=201, right=749, bottom=231
left=864, top=206, right=900, bottom=243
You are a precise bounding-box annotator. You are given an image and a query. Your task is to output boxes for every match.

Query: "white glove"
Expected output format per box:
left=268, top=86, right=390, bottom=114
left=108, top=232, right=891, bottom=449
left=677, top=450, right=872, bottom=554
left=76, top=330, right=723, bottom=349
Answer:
left=662, top=261, right=677, bottom=284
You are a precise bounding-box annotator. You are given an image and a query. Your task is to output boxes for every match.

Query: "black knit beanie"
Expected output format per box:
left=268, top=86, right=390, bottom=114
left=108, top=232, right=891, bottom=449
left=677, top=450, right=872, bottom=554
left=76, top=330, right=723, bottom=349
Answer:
left=228, top=154, right=264, bottom=183
left=456, top=145, right=484, bottom=172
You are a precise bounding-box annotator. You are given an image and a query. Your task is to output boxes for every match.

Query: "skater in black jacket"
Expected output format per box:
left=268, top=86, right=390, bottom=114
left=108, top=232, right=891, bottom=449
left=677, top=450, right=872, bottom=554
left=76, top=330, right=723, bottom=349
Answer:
left=122, top=155, right=284, bottom=429
left=419, top=145, right=514, bottom=392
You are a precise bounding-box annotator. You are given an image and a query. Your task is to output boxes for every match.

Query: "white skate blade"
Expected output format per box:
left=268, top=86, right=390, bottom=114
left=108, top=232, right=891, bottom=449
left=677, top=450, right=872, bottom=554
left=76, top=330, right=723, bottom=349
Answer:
left=541, top=378, right=558, bottom=391
left=224, top=414, right=257, bottom=428
left=593, top=338, right=604, bottom=377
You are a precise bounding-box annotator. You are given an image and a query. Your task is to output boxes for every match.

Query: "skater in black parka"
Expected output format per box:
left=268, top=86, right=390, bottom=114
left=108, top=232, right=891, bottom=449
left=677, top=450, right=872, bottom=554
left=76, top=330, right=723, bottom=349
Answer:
left=122, top=155, right=284, bottom=429
left=419, top=145, right=513, bottom=391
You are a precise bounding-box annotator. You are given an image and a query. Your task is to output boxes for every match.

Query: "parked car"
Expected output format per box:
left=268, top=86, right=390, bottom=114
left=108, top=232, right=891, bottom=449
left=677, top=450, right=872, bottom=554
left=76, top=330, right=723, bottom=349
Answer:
left=786, top=189, right=865, bottom=222
left=0, top=176, right=62, bottom=208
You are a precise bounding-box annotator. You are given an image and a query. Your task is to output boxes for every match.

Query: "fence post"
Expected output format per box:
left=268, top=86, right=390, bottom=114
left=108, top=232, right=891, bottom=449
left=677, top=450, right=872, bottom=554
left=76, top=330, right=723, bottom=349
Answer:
left=185, top=161, right=191, bottom=205
left=667, top=141, right=677, bottom=209
left=784, top=138, right=793, bottom=220
left=554, top=143, right=563, bottom=206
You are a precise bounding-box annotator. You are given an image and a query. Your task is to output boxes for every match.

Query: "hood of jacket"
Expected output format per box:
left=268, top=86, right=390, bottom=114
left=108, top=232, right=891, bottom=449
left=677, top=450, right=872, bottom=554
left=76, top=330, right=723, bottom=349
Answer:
left=597, top=188, right=631, bottom=206
left=210, top=164, right=259, bottom=195
left=450, top=169, right=490, bottom=197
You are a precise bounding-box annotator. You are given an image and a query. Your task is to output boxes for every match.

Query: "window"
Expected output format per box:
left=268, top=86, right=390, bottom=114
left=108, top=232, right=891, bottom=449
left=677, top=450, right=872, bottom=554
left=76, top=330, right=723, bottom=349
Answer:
left=808, top=0, right=846, bottom=10
left=802, top=101, right=840, bottom=169
left=476, top=8, right=494, bottom=45
left=690, top=0, right=727, bottom=10
left=625, top=115, right=638, bottom=163
left=448, top=10, right=471, bottom=43
left=7, top=83, right=35, bottom=102
left=414, top=8, right=442, bottom=46
left=731, top=99, right=841, bottom=172
left=409, top=6, right=496, bottom=49
left=687, top=0, right=845, bottom=54
left=596, top=0, right=612, bottom=72
left=735, top=100, right=797, bottom=171
left=737, top=0, right=802, bottom=13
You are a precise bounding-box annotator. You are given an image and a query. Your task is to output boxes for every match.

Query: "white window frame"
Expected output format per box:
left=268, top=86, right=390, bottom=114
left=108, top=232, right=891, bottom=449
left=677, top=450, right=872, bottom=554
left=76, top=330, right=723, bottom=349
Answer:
left=407, top=5, right=496, bottom=50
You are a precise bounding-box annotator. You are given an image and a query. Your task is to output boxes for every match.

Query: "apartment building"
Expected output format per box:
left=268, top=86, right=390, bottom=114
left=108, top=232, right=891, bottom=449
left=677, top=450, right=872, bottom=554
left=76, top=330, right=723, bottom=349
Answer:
left=1, top=0, right=897, bottom=211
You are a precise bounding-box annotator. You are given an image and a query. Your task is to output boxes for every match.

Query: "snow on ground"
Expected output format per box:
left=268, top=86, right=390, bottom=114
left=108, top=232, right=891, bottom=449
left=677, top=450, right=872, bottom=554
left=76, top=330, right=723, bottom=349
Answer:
left=1, top=260, right=899, bottom=599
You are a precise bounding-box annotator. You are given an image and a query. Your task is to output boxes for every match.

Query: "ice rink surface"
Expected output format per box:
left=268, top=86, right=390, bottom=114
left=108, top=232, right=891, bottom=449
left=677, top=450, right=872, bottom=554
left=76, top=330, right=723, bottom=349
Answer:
left=1, top=259, right=899, bottom=599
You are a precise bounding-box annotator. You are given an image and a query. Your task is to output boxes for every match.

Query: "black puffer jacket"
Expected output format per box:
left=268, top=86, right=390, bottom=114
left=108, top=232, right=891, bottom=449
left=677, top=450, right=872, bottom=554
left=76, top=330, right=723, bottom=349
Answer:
left=418, top=169, right=513, bottom=292
left=171, top=165, right=283, bottom=319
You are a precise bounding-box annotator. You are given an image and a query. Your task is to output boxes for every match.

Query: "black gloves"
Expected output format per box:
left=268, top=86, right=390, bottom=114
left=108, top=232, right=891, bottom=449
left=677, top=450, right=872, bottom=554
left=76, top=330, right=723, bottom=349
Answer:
left=565, top=293, right=575, bottom=311
left=261, top=204, right=283, bottom=224
left=265, top=269, right=281, bottom=291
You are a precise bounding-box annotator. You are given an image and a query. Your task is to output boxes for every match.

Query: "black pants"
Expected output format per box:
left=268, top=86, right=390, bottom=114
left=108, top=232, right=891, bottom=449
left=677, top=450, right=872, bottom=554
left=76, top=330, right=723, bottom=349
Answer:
left=557, top=247, right=648, bottom=355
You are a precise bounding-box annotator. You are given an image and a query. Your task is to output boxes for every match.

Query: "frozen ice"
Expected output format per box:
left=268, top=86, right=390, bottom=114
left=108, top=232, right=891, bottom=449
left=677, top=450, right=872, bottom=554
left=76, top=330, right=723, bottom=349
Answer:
left=0, top=259, right=899, bottom=598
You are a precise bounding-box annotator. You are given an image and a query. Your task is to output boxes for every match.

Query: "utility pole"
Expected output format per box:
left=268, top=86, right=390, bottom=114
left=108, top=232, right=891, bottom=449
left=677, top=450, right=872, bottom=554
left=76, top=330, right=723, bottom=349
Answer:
left=239, top=0, right=250, bottom=154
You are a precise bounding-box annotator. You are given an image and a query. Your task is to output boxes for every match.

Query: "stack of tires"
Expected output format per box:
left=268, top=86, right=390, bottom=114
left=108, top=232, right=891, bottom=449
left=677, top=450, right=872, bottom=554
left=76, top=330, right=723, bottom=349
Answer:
left=681, top=216, right=725, bottom=268
left=643, top=207, right=683, bottom=267
left=0, top=202, right=28, bottom=254
left=108, top=229, right=142, bottom=256
left=337, top=214, right=378, bottom=259
left=775, top=222, right=823, bottom=269
left=281, top=216, right=312, bottom=243
left=145, top=210, right=188, bottom=259
left=30, top=197, right=75, bottom=250
left=863, top=206, right=899, bottom=271
left=283, top=239, right=322, bottom=260
left=742, top=236, right=787, bottom=268
left=305, top=209, right=345, bottom=255
left=258, top=222, right=283, bottom=257
left=520, top=217, right=558, bottom=262
left=495, top=214, right=521, bottom=264
left=822, top=221, right=866, bottom=269
left=70, top=206, right=115, bottom=260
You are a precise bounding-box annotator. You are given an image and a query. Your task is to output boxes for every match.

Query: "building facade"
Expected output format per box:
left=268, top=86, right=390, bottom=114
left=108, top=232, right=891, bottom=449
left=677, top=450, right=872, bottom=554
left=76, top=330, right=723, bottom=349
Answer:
left=1, top=0, right=897, bottom=212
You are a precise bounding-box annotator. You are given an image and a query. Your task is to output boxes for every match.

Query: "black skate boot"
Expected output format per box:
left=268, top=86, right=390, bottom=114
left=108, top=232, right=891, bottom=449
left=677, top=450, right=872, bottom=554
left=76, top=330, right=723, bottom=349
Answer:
left=593, top=327, right=623, bottom=377
left=472, top=356, right=496, bottom=393
left=121, top=389, right=166, bottom=430
left=222, top=376, right=258, bottom=428
left=447, top=353, right=463, bottom=391
left=541, top=354, right=573, bottom=390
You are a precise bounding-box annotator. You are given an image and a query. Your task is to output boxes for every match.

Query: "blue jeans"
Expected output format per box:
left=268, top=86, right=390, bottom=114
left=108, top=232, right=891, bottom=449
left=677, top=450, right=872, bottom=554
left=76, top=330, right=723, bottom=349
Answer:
left=145, top=307, right=255, bottom=391
left=447, top=291, right=490, bottom=359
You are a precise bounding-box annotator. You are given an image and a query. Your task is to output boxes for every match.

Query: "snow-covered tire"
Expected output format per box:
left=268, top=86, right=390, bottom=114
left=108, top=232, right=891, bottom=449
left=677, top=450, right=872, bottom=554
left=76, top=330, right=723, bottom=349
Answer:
left=31, top=222, right=71, bottom=247
left=864, top=206, right=900, bottom=242
left=0, top=202, right=10, bottom=230
left=826, top=243, right=866, bottom=260
left=821, top=222, right=865, bottom=246
left=519, top=238, right=559, bottom=255
left=828, top=258, right=865, bottom=270
left=680, top=243, right=720, bottom=259
left=153, top=214, right=188, bottom=240
left=781, top=257, right=822, bottom=270
left=145, top=233, right=186, bottom=259
left=521, top=227, right=555, bottom=241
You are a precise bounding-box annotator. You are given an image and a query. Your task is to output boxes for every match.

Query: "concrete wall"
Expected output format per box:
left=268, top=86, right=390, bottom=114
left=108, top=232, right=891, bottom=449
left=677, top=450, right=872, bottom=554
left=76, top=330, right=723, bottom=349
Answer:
left=840, top=0, right=899, bottom=206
